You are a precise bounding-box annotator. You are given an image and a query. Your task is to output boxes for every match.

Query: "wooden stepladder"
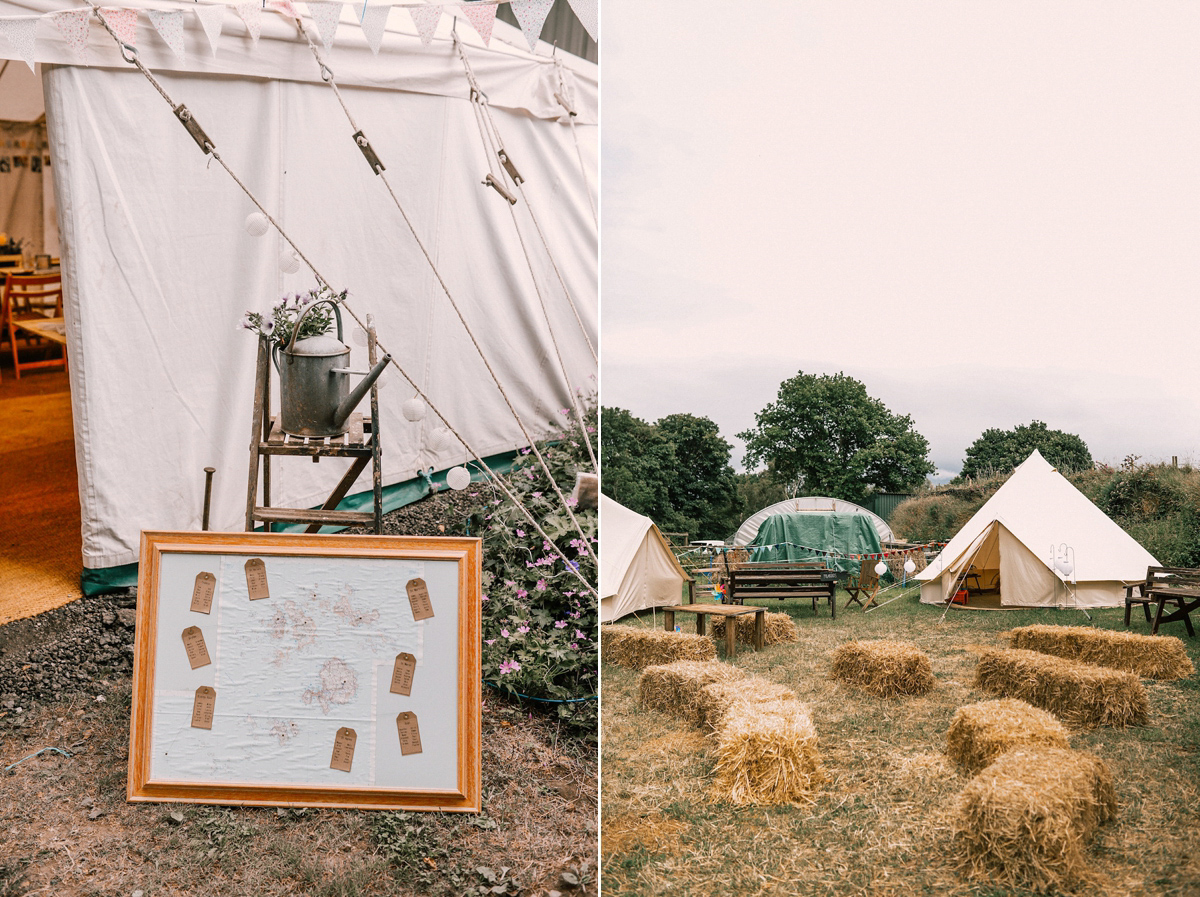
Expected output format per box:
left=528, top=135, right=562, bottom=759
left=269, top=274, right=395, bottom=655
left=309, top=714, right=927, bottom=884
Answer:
left=244, top=317, right=383, bottom=534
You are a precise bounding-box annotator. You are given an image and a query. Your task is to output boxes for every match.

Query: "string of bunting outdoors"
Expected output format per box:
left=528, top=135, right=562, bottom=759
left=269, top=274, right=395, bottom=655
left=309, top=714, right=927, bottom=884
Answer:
left=0, top=0, right=597, bottom=71
left=679, top=541, right=948, bottom=562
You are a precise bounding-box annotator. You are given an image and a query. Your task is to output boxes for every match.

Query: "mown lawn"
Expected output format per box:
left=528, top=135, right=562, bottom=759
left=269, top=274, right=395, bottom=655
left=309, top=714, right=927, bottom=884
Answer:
left=600, top=590, right=1200, bottom=896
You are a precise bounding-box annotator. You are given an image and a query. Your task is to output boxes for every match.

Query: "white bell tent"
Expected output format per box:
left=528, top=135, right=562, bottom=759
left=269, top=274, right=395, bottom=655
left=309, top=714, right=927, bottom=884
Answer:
left=917, top=451, right=1158, bottom=608
left=0, top=0, right=596, bottom=592
left=600, top=495, right=690, bottom=623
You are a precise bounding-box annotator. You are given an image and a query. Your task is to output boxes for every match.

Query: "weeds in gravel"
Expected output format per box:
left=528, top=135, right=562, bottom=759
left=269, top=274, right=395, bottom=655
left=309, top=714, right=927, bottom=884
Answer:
left=0, top=861, right=29, bottom=897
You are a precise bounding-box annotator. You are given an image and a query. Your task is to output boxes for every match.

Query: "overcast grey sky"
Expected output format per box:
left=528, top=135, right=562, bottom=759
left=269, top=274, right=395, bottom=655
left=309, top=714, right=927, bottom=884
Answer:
left=601, top=0, right=1200, bottom=480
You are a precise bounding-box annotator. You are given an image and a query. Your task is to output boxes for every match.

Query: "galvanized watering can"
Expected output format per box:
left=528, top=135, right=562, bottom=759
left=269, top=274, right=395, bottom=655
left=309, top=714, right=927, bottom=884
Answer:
left=272, top=300, right=391, bottom=438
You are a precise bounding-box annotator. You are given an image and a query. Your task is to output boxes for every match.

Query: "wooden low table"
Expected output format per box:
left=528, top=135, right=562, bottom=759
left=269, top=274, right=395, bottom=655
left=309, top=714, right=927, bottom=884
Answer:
left=662, top=603, right=766, bottom=658
left=1142, top=587, right=1200, bottom=637
left=1126, top=566, right=1200, bottom=638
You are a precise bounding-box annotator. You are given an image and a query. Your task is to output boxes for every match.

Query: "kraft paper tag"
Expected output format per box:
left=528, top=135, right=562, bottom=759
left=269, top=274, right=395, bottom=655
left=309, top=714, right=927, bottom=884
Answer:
left=190, top=572, right=216, bottom=614
left=396, top=711, right=422, bottom=755
left=245, top=558, right=269, bottom=601
left=389, top=652, right=416, bottom=696
left=191, top=686, right=216, bottom=729
left=330, top=727, right=356, bottom=771
left=182, top=626, right=211, bottom=669
left=406, top=578, right=434, bottom=621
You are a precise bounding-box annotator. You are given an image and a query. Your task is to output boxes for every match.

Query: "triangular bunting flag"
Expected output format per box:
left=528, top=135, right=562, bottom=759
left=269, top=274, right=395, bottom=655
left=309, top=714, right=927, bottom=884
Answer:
left=236, top=3, right=263, bottom=45
left=99, top=7, right=138, bottom=46
left=148, top=9, right=186, bottom=60
left=267, top=0, right=301, bottom=18
left=458, top=2, right=495, bottom=47
left=565, top=0, right=595, bottom=42
left=193, top=3, right=226, bottom=56
left=408, top=3, right=440, bottom=47
left=359, top=3, right=390, bottom=55
left=510, top=0, right=552, bottom=53
left=306, top=1, right=343, bottom=50
left=50, top=9, right=92, bottom=62
left=0, top=17, right=38, bottom=72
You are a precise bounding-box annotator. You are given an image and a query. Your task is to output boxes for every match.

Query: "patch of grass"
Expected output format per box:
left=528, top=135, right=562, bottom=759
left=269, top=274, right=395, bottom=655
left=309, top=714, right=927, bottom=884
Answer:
left=603, top=596, right=1200, bottom=896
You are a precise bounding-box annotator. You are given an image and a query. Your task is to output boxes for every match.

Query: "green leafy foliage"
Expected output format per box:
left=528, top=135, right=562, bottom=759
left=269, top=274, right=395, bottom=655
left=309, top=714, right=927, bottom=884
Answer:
left=465, top=406, right=598, bottom=739
left=241, top=284, right=344, bottom=346
left=601, top=408, right=741, bottom=539
left=372, top=811, right=467, bottom=892
left=738, top=371, right=935, bottom=504
left=958, top=421, right=1092, bottom=481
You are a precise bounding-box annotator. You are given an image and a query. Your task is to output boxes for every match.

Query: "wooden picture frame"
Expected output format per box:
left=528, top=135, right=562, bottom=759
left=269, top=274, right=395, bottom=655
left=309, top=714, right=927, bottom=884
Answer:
left=129, top=531, right=481, bottom=811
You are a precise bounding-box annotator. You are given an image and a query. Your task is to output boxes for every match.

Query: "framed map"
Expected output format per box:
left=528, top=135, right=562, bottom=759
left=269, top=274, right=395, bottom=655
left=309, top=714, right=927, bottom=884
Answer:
left=128, top=531, right=481, bottom=811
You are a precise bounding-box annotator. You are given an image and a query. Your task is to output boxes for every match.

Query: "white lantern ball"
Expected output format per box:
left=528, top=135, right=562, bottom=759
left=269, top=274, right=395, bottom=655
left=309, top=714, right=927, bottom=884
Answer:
left=402, top=398, right=427, bottom=422
left=427, top=426, right=452, bottom=451
left=1055, top=558, right=1074, bottom=577
left=446, top=466, right=471, bottom=490
left=279, top=251, right=300, bottom=274
left=874, top=561, right=888, bottom=576
left=244, top=212, right=270, bottom=237
left=904, top=559, right=917, bottom=574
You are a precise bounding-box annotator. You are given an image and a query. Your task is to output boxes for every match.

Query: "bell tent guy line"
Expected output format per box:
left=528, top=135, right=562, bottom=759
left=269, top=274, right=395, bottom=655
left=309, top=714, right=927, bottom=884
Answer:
left=287, top=14, right=597, bottom=476
left=84, top=2, right=599, bottom=598
left=273, top=8, right=596, bottom=549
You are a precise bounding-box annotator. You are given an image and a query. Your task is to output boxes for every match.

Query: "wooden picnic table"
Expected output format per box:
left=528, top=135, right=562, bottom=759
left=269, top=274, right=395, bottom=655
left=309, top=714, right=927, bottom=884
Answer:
left=662, top=603, right=766, bottom=658
left=727, top=563, right=839, bottom=618
left=1126, top=566, right=1200, bottom=637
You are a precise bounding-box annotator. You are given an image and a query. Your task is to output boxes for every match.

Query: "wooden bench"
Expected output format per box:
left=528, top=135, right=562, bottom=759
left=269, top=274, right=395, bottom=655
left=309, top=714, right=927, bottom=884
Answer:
left=726, top=563, right=839, bottom=619
left=1125, top=566, right=1200, bottom=637
left=661, top=603, right=766, bottom=658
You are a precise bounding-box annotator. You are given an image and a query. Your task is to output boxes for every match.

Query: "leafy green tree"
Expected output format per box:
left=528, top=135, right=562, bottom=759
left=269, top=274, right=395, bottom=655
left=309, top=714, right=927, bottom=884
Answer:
left=600, top=408, right=742, bottom=539
left=655, top=413, right=740, bottom=540
left=599, top=407, right=675, bottom=524
left=958, top=421, right=1092, bottom=480
left=738, top=371, right=935, bottom=504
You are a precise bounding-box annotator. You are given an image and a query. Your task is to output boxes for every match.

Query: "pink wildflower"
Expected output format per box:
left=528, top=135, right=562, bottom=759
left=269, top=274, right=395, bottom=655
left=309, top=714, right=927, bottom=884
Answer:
left=555, top=620, right=568, bottom=629
left=499, top=659, right=521, bottom=674
left=536, top=579, right=547, bottom=592
left=500, top=629, right=510, bottom=638
left=517, top=625, right=530, bottom=634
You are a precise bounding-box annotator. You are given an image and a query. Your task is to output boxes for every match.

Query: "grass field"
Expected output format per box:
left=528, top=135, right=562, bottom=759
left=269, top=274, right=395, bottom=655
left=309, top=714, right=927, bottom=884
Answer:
left=600, top=589, right=1200, bottom=896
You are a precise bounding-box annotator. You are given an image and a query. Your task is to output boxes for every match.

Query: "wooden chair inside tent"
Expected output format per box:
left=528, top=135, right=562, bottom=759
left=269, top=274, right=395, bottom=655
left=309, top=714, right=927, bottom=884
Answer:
left=3, top=273, right=67, bottom=379
left=844, top=558, right=881, bottom=610
left=0, top=255, right=24, bottom=269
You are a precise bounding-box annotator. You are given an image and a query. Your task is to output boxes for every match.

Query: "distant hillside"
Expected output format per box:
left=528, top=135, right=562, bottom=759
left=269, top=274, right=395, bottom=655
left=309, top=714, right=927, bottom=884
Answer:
left=890, top=463, right=1200, bottom=567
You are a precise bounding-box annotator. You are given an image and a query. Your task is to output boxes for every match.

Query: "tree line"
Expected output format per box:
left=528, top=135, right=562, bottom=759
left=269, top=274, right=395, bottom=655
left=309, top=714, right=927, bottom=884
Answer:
left=601, top=370, right=1092, bottom=541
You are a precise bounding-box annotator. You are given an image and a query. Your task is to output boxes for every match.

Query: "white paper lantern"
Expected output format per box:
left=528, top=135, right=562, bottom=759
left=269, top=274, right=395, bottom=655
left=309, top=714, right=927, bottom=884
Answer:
left=427, top=426, right=452, bottom=451
left=874, top=561, right=888, bottom=576
left=244, top=211, right=269, bottom=237
left=402, top=398, right=427, bottom=422
left=279, top=250, right=300, bottom=274
left=903, top=559, right=917, bottom=574
left=446, top=466, right=471, bottom=490
left=1054, top=557, right=1074, bottom=577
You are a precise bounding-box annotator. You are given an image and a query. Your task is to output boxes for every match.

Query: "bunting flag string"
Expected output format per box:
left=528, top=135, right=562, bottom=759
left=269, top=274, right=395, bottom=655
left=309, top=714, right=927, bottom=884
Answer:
left=0, top=1, right=585, bottom=72
left=677, top=541, right=947, bottom=562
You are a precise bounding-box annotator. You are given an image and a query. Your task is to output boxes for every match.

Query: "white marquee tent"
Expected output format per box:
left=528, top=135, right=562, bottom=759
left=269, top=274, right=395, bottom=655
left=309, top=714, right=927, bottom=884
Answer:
left=0, top=0, right=596, bottom=592
left=600, top=495, right=690, bottom=623
left=917, top=450, right=1158, bottom=608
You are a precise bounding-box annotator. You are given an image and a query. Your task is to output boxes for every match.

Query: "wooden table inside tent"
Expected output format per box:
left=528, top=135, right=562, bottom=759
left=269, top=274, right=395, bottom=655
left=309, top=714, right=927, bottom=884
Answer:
left=661, top=604, right=766, bottom=658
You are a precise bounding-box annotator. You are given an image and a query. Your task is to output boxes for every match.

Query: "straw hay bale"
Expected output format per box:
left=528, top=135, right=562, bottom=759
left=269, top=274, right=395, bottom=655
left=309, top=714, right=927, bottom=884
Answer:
left=953, top=746, right=1116, bottom=893
left=601, top=625, right=716, bottom=670
left=711, top=699, right=824, bottom=805
left=829, top=640, right=936, bottom=697
left=1002, top=624, right=1194, bottom=681
left=946, top=699, right=1070, bottom=775
left=974, top=648, right=1148, bottom=728
left=709, top=612, right=799, bottom=647
left=638, top=660, right=746, bottom=724
left=697, top=677, right=799, bottom=732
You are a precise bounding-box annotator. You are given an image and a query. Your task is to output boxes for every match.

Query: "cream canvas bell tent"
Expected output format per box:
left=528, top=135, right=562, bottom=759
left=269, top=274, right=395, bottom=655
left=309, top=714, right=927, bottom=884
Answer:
left=600, top=494, right=690, bottom=623
left=0, top=0, right=596, bottom=593
left=917, top=450, right=1158, bottom=608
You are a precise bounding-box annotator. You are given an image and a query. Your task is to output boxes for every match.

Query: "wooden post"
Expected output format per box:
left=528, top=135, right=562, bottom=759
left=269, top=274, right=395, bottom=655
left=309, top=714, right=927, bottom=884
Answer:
left=725, top=615, right=737, bottom=659
left=367, top=314, right=382, bottom=535
left=244, top=337, right=269, bottom=531
left=753, top=609, right=765, bottom=651
left=662, top=609, right=674, bottom=633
